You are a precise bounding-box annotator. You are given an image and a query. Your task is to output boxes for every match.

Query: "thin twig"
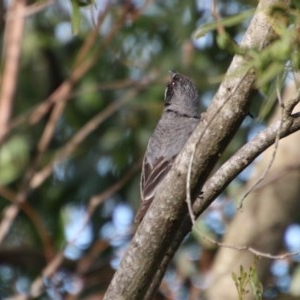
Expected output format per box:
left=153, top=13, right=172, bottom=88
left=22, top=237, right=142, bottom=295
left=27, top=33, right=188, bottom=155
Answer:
left=9, top=77, right=140, bottom=132
left=238, top=78, right=285, bottom=208
left=0, top=186, right=54, bottom=261
left=211, top=0, right=225, bottom=35
left=195, top=225, right=299, bottom=260
left=29, top=83, right=150, bottom=189
left=75, top=2, right=109, bottom=66
left=186, top=144, right=196, bottom=225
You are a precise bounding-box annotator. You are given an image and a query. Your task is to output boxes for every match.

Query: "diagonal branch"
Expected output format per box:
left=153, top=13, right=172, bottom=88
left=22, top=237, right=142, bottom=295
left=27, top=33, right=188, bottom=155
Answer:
left=29, top=84, right=149, bottom=189
left=103, top=0, right=291, bottom=299
left=145, top=84, right=300, bottom=300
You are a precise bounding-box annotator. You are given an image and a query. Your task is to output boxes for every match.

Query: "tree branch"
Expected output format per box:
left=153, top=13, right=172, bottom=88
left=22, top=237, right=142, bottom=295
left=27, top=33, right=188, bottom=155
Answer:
left=103, top=0, right=291, bottom=299
left=145, top=65, right=300, bottom=300
left=0, top=0, right=26, bottom=143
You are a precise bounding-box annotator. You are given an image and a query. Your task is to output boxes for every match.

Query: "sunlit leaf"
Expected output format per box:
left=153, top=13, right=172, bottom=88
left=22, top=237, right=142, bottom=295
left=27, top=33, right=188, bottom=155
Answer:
left=193, top=9, right=254, bottom=39
left=70, top=0, right=81, bottom=35
left=0, top=135, right=30, bottom=185
left=70, top=0, right=96, bottom=34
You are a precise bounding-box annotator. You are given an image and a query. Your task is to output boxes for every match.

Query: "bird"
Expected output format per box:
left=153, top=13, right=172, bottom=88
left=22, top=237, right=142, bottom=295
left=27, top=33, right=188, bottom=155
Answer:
left=134, top=72, right=201, bottom=224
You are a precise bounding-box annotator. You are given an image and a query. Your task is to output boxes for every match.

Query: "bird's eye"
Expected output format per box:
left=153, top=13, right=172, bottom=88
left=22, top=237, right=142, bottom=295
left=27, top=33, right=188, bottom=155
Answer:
left=171, top=75, right=181, bottom=86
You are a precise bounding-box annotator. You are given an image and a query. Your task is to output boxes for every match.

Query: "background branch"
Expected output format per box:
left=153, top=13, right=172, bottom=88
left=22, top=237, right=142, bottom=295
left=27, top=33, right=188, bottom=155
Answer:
left=0, top=0, right=26, bottom=143
left=0, top=2, right=148, bottom=246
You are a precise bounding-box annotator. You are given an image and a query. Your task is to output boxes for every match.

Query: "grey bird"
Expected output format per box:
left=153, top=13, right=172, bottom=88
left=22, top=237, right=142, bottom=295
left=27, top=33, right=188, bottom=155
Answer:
left=135, top=72, right=200, bottom=224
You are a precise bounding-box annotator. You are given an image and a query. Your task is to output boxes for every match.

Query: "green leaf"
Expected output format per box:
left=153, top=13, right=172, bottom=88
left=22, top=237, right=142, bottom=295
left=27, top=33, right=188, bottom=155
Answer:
left=70, top=0, right=82, bottom=35
left=216, top=31, right=243, bottom=54
left=70, top=0, right=96, bottom=34
left=193, top=9, right=254, bottom=39
left=0, top=135, right=30, bottom=185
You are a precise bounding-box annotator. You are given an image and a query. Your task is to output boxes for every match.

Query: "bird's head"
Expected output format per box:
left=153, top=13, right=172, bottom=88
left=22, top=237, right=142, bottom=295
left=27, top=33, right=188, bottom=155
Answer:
left=164, top=72, right=200, bottom=116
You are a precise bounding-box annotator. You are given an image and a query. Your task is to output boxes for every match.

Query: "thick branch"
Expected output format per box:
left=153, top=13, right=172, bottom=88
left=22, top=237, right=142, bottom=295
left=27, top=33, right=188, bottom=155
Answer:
left=144, top=109, right=300, bottom=300
left=199, top=113, right=299, bottom=213
left=205, top=87, right=300, bottom=300
left=103, top=0, right=290, bottom=299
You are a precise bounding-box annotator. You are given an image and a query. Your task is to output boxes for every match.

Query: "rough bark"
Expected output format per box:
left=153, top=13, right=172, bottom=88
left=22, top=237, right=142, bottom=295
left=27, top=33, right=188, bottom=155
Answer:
left=103, top=1, right=293, bottom=299
left=145, top=90, right=300, bottom=300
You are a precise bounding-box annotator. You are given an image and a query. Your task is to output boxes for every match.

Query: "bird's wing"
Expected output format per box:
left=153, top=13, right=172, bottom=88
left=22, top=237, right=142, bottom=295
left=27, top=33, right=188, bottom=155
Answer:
left=135, top=156, right=174, bottom=223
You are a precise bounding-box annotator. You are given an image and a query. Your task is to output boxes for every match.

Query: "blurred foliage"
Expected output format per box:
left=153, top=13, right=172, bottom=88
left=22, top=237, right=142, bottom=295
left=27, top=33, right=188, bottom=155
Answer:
left=232, top=257, right=263, bottom=300
left=0, top=135, right=30, bottom=185
left=0, top=0, right=300, bottom=299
